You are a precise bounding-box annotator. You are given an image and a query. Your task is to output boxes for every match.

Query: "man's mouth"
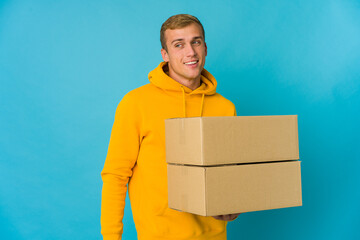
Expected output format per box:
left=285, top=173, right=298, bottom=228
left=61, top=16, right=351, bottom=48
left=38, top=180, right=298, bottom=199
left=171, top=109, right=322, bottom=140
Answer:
left=184, top=60, right=199, bottom=66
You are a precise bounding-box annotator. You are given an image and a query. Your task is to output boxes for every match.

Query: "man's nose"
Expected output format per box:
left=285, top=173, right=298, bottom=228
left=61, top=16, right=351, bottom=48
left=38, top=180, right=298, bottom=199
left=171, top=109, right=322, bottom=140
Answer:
left=185, top=44, right=196, bottom=57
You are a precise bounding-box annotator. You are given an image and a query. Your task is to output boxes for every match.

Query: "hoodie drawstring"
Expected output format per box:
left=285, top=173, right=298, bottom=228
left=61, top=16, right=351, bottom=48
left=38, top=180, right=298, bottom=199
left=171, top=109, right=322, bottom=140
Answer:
left=180, top=86, right=186, bottom=118
left=200, top=93, right=205, bottom=117
left=180, top=86, right=205, bottom=118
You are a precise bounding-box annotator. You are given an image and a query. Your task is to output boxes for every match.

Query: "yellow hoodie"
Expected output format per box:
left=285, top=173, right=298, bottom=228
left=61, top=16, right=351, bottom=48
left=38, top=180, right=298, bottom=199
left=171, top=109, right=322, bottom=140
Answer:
left=101, top=62, right=236, bottom=240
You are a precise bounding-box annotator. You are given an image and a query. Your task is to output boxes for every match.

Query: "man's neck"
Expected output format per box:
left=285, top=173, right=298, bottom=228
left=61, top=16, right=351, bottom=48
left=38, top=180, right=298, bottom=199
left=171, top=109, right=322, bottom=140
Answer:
left=167, top=70, right=201, bottom=91
left=173, top=77, right=201, bottom=91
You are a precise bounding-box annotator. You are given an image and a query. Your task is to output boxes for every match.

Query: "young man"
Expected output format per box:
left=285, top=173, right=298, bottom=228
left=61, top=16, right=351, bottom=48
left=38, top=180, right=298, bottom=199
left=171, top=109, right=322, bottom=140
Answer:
left=101, top=14, right=240, bottom=240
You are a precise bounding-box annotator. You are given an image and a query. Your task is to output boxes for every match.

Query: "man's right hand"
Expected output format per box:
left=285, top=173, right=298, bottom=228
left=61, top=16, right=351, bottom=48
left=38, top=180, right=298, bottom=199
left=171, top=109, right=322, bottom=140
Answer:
left=212, top=213, right=241, bottom=221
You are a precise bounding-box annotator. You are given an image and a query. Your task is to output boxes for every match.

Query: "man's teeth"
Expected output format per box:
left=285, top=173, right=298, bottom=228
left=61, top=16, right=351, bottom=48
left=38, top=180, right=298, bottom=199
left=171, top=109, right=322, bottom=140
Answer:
left=185, top=61, right=197, bottom=65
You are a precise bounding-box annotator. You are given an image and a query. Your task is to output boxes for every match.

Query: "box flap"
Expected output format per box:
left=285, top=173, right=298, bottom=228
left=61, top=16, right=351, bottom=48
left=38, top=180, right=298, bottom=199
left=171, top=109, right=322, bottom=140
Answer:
left=205, top=161, right=302, bottom=216
left=167, top=164, right=207, bottom=215
left=166, top=115, right=299, bottom=166
left=165, top=118, right=203, bottom=165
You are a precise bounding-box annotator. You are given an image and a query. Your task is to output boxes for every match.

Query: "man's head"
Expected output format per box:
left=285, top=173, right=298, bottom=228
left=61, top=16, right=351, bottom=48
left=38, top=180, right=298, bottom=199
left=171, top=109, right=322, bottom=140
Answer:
left=160, top=14, right=207, bottom=86
left=160, top=14, right=205, bottom=51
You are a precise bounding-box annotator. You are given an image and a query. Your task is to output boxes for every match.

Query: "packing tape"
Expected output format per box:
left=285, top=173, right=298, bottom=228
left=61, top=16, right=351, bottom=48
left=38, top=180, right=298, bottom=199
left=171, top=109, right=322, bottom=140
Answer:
left=180, top=166, right=188, bottom=211
left=181, top=165, right=188, bottom=176
left=179, top=118, right=185, bottom=144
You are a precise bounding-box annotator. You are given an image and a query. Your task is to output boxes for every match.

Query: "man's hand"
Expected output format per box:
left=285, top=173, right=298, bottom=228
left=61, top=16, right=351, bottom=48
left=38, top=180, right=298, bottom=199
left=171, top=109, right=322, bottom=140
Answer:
left=212, top=213, right=241, bottom=221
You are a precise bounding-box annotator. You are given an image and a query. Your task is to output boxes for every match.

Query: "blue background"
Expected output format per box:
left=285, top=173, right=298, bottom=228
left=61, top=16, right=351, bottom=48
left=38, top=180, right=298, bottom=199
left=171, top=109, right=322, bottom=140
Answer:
left=1, top=0, right=359, bottom=239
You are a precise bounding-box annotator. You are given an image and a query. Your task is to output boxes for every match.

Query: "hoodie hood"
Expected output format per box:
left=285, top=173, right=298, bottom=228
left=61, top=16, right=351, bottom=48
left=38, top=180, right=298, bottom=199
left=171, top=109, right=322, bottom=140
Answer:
left=148, top=62, right=217, bottom=95
left=148, top=62, right=218, bottom=117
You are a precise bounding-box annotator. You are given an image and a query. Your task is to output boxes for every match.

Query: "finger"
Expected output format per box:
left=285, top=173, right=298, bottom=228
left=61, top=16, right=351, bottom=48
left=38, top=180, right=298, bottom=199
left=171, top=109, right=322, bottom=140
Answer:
left=229, top=215, right=236, bottom=221
left=212, top=215, right=223, bottom=220
left=226, top=214, right=237, bottom=221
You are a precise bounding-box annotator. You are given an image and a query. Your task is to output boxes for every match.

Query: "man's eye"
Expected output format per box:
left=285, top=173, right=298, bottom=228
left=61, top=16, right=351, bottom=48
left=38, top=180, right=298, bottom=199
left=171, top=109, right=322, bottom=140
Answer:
left=193, top=40, right=201, bottom=45
left=175, top=43, right=182, bottom=48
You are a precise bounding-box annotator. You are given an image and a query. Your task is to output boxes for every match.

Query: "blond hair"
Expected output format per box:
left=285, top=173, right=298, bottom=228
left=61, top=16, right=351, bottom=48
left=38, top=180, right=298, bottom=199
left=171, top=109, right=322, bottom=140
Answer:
left=160, top=14, right=205, bottom=51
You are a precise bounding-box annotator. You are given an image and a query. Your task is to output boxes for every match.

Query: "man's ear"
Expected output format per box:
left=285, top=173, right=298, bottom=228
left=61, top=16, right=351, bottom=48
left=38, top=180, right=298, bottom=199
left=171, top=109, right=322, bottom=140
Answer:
left=161, top=48, right=169, bottom=62
left=205, top=42, right=207, bottom=57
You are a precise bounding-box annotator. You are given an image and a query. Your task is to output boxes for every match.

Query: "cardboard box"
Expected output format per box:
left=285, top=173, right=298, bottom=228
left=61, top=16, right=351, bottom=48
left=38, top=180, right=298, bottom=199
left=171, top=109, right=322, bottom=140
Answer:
left=165, top=115, right=299, bottom=166
left=167, top=161, right=302, bottom=216
left=165, top=115, right=302, bottom=216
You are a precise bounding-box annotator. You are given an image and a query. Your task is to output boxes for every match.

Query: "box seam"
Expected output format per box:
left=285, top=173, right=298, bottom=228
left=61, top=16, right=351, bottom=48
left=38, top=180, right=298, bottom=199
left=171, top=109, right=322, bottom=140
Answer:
left=200, top=118, right=204, bottom=165
left=204, top=167, right=208, bottom=216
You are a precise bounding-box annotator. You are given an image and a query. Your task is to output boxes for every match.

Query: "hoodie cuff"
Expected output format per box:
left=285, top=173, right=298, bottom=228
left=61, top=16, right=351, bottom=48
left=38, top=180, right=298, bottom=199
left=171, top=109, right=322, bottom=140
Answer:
left=102, top=234, right=121, bottom=240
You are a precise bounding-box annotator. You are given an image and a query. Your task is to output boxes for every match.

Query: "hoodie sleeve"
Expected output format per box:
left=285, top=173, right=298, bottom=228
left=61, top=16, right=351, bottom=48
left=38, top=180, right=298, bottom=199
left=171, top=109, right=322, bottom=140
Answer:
left=101, top=92, right=142, bottom=240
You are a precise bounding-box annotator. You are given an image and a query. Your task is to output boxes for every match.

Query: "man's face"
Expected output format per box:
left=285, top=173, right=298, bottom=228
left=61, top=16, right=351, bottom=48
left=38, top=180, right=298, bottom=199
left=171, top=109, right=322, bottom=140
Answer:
left=161, top=23, right=207, bottom=83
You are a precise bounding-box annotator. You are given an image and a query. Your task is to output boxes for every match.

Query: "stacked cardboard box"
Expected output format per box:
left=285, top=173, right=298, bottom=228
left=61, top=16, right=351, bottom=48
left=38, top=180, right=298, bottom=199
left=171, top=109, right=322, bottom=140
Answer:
left=165, top=115, right=302, bottom=216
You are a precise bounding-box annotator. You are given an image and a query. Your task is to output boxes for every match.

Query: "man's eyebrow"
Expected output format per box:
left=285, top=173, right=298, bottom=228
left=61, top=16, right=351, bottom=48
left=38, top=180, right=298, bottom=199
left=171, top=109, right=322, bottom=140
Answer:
left=171, top=38, right=184, bottom=44
left=171, top=36, right=204, bottom=45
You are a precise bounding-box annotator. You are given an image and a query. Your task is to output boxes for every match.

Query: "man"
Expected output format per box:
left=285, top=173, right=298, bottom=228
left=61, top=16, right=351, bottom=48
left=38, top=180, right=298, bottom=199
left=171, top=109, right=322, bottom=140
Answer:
left=101, top=14, right=240, bottom=240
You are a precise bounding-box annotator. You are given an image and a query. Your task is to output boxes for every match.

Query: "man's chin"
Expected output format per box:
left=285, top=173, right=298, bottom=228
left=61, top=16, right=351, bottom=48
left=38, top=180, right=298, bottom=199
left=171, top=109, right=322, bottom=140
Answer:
left=185, top=74, right=201, bottom=81
left=185, top=70, right=202, bottom=80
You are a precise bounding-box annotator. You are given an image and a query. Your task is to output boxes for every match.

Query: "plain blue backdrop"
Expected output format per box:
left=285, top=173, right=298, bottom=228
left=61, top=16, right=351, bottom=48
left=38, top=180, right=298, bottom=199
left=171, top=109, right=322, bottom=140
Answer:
left=1, top=0, right=359, bottom=239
